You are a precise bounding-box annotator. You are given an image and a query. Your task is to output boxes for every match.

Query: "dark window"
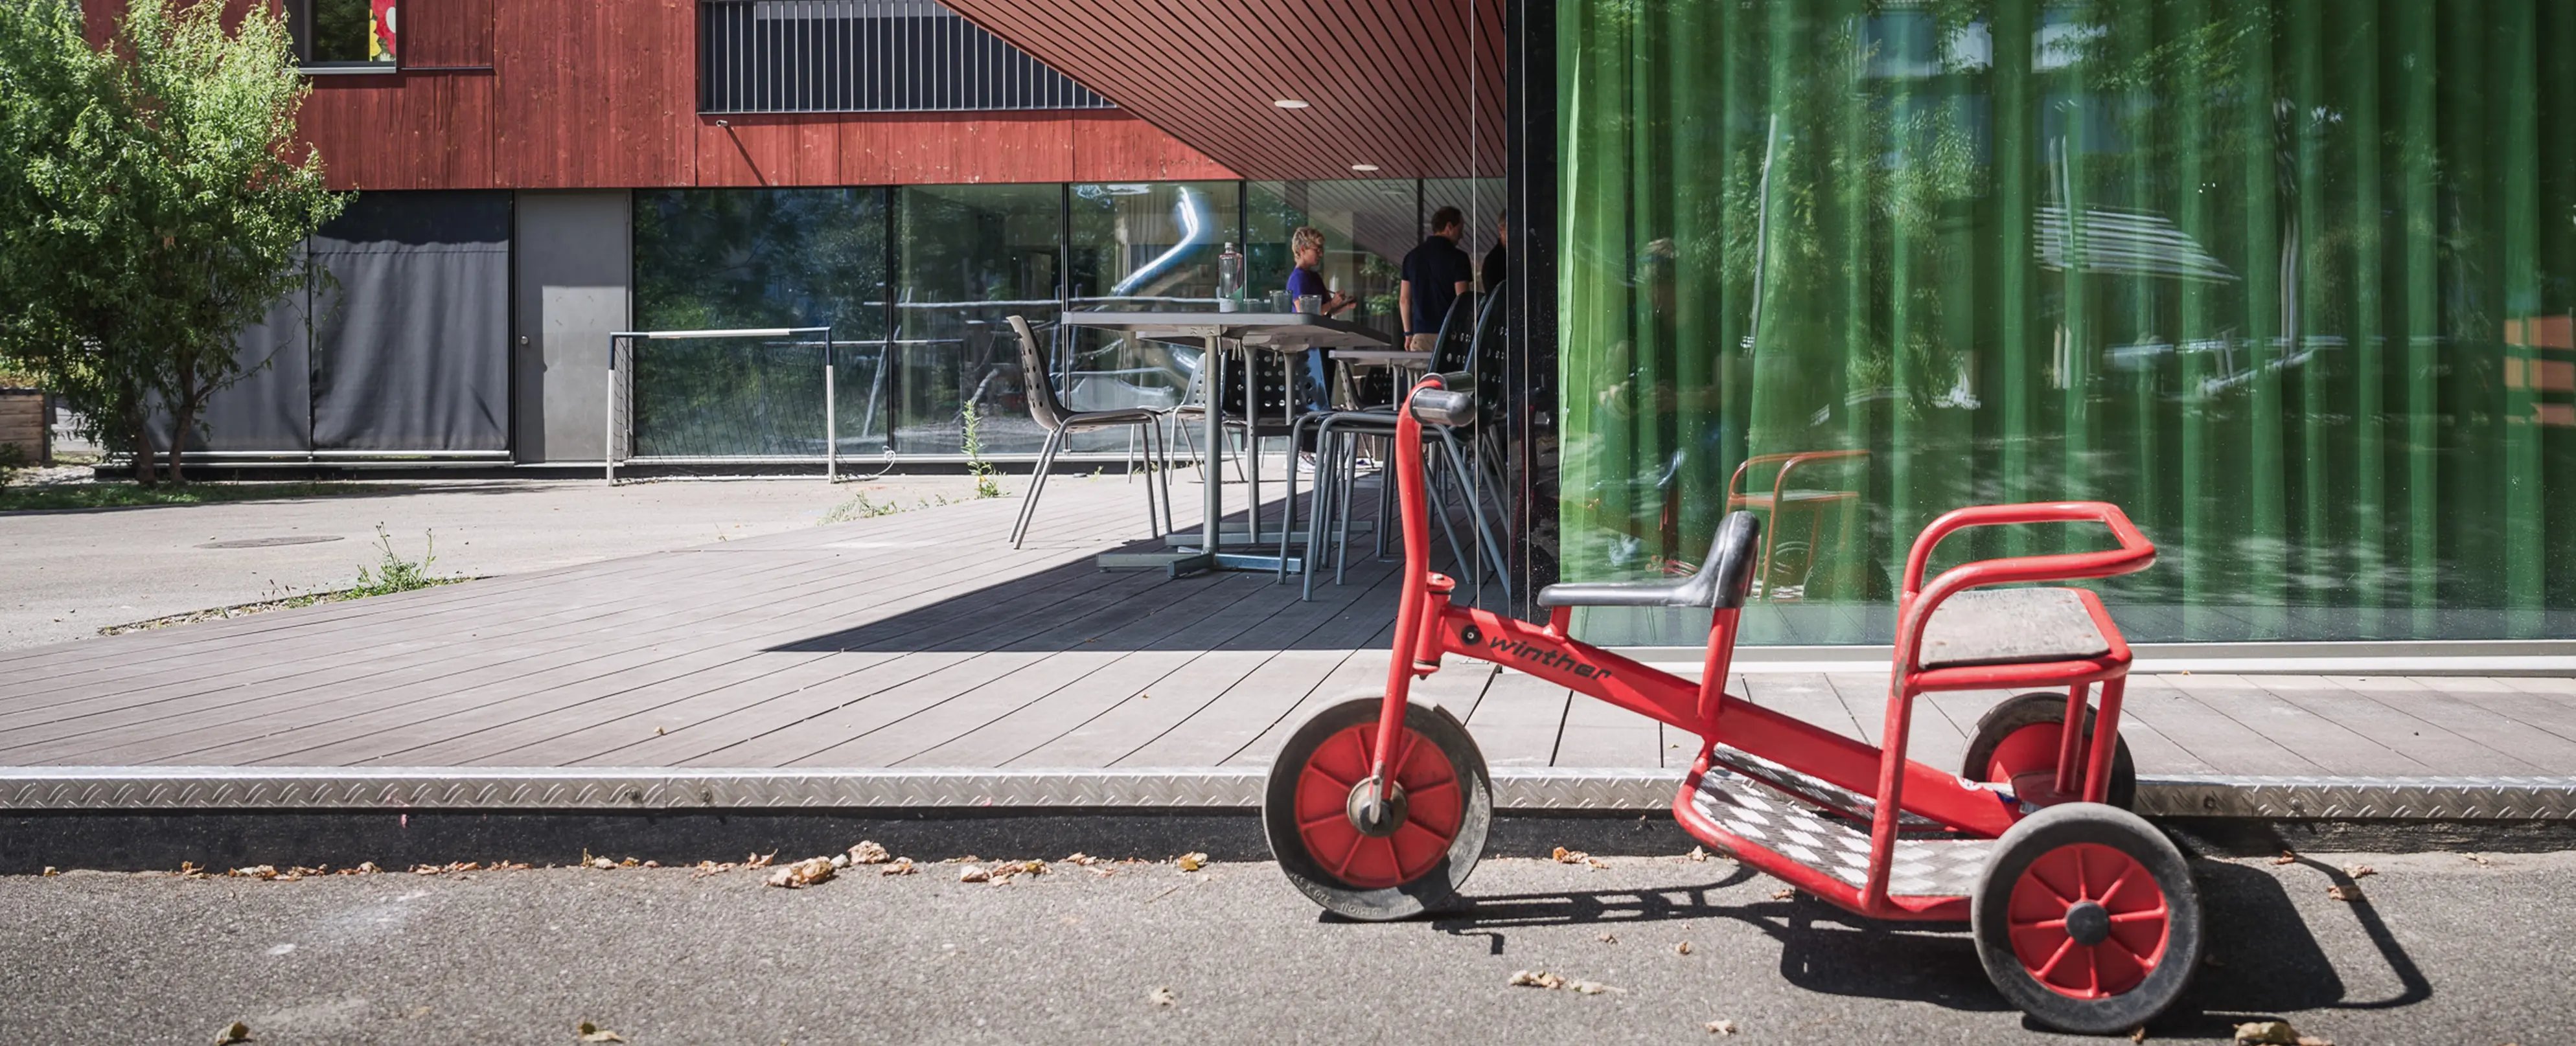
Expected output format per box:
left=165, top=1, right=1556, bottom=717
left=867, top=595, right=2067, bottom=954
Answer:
left=286, top=0, right=397, bottom=69
left=698, top=0, right=1112, bottom=113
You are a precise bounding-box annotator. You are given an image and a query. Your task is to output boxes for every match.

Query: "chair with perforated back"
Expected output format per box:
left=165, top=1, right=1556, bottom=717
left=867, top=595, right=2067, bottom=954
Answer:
left=1005, top=315, right=1175, bottom=549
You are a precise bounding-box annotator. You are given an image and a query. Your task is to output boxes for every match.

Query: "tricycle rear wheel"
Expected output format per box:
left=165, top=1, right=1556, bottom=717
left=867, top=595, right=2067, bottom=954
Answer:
left=1263, top=696, right=1491, bottom=921
left=1972, top=802, right=2201, bottom=1034
left=1963, top=691, right=2136, bottom=810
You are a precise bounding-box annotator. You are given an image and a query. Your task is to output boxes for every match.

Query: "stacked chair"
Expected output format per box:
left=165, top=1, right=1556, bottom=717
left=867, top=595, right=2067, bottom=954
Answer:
left=1278, top=293, right=1512, bottom=601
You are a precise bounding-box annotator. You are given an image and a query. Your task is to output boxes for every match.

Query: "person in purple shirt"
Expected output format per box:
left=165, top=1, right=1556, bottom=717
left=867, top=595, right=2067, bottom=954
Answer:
left=1286, top=226, right=1352, bottom=420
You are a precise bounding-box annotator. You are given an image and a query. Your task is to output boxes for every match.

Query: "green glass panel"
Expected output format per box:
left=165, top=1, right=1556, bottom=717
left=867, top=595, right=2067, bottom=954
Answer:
left=1557, top=0, right=2576, bottom=643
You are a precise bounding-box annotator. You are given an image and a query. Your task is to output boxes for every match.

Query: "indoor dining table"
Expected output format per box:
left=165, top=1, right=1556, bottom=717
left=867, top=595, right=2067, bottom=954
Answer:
left=1060, top=310, right=1392, bottom=578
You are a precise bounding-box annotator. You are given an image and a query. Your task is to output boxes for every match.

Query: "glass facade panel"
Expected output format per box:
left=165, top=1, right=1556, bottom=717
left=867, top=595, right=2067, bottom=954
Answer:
left=895, top=183, right=1063, bottom=455
left=1247, top=180, right=1412, bottom=339
left=1558, top=0, right=2576, bottom=644
left=1062, top=182, right=1239, bottom=450
left=632, top=188, right=891, bottom=457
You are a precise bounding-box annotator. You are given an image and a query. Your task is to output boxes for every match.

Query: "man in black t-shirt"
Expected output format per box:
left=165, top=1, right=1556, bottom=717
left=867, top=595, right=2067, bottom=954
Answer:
left=1400, top=207, right=1473, bottom=352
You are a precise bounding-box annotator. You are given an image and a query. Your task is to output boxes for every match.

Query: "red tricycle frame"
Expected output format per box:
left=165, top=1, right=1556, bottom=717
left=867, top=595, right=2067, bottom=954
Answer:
left=1364, top=379, right=2159, bottom=923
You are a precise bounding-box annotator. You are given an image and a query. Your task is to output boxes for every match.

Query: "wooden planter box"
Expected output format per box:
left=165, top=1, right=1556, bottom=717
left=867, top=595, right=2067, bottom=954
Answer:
left=0, top=389, right=50, bottom=466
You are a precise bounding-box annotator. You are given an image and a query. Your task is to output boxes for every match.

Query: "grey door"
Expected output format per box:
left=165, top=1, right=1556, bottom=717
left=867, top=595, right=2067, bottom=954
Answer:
left=513, top=190, right=632, bottom=463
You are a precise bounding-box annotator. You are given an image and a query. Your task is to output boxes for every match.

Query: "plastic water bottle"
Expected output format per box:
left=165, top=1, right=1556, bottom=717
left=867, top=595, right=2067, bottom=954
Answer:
left=1216, top=242, right=1245, bottom=312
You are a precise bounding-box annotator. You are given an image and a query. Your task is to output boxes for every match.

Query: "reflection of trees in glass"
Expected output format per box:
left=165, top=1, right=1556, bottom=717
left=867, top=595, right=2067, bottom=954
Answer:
left=306, top=0, right=377, bottom=63
left=630, top=189, right=888, bottom=457
left=896, top=183, right=1061, bottom=455
left=1559, top=0, right=2576, bottom=645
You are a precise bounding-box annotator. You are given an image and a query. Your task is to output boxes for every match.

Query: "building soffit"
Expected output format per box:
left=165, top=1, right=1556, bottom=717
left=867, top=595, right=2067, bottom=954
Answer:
left=936, top=0, right=1505, bottom=182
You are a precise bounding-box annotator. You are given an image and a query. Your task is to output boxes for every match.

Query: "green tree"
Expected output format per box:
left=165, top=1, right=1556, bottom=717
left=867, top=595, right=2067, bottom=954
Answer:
left=0, top=0, right=342, bottom=483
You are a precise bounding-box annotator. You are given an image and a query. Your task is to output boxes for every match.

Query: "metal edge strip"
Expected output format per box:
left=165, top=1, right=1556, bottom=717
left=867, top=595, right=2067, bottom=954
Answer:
left=2, top=767, right=2570, bottom=820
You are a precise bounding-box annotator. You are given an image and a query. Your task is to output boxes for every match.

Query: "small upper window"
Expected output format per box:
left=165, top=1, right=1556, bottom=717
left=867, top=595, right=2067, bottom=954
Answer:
left=288, top=0, right=397, bottom=69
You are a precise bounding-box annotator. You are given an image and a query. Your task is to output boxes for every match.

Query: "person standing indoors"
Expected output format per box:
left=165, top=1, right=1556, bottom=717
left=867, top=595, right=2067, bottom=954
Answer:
left=1285, top=225, right=1352, bottom=417
left=1400, top=206, right=1473, bottom=353
left=1481, top=210, right=1507, bottom=293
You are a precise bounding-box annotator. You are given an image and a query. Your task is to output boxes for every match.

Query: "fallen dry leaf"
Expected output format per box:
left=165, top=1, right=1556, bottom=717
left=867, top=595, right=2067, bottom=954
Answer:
left=766, top=857, right=835, bottom=889
left=40, top=867, right=56, bottom=877
left=881, top=858, right=917, bottom=876
left=1509, top=970, right=1565, bottom=989
left=1685, top=846, right=1709, bottom=862
left=213, top=1021, right=250, bottom=1044
left=1770, top=889, right=1795, bottom=901
left=958, top=865, right=991, bottom=883
left=849, top=840, right=891, bottom=865
left=1596, top=932, right=1616, bottom=944
left=1704, top=1019, right=1738, bottom=1035
left=1675, top=941, right=1692, bottom=955
left=2327, top=884, right=2362, bottom=903
left=744, top=850, right=776, bottom=869
left=1149, top=986, right=1178, bottom=1007
left=229, top=865, right=278, bottom=880
left=2130, top=1025, right=2148, bottom=1043
left=1064, top=852, right=1104, bottom=867
left=587, top=857, right=615, bottom=870
left=2233, top=1019, right=2303, bottom=1045
left=1567, top=979, right=1621, bottom=995
left=575, top=1021, right=627, bottom=1043
left=1176, top=852, right=1208, bottom=872
left=2467, top=854, right=2492, bottom=866
left=1551, top=846, right=1586, bottom=864
left=2343, top=864, right=2376, bottom=880
left=2272, top=850, right=2299, bottom=866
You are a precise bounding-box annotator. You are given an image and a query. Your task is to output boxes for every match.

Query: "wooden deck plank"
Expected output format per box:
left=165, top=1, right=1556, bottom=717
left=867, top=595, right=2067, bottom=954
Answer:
left=1550, top=683, right=1662, bottom=768
left=2163, top=674, right=2433, bottom=776
left=0, top=548, right=838, bottom=744
left=1460, top=670, right=1568, bottom=768
left=46, top=549, right=910, bottom=766
left=2111, top=677, right=2328, bottom=775
left=2244, top=675, right=2536, bottom=776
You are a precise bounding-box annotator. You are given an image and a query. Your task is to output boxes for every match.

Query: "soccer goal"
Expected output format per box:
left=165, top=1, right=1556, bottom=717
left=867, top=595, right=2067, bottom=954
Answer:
left=604, top=326, right=890, bottom=484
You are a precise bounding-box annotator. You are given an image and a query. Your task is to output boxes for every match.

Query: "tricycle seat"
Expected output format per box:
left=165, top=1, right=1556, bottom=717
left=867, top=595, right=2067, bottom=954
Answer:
left=1917, top=587, right=2110, bottom=669
left=1535, top=511, right=1760, bottom=610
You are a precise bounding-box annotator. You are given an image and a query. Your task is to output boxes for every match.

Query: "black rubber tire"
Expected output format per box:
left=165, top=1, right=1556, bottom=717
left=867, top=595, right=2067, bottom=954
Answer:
left=1263, top=696, right=1492, bottom=921
left=1962, top=691, right=2137, bottom=812
left=1972, top=803, right=2202, bottom=1034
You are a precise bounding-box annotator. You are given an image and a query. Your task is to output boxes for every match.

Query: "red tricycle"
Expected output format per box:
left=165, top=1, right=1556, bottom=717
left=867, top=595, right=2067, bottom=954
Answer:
left=1263, top=375, right=2199, bottom=1034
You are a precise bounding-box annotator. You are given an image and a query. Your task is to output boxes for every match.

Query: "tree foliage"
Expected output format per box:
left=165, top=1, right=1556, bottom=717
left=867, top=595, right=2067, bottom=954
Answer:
left=0, top=0, right=342, bottom=483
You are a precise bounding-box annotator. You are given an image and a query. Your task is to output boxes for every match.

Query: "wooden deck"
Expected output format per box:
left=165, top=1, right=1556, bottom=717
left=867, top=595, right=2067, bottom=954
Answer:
left=2, top=473, right=2571, bottom=778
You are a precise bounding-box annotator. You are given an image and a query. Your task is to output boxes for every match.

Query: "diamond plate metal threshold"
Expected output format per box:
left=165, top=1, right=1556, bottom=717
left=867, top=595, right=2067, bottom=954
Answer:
left=3, top=767, right=2572, bottom=822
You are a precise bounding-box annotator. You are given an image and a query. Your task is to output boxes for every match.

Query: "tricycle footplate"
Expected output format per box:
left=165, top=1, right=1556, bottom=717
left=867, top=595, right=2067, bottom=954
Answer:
left=1685, top=745, right=1995, bottom=899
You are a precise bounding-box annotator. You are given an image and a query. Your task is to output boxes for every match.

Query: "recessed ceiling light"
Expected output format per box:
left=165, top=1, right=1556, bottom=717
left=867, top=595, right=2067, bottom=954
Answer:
left=1272, top=99, right=1309, bottom=109
left=1350, top=163, right=1379, bottom=172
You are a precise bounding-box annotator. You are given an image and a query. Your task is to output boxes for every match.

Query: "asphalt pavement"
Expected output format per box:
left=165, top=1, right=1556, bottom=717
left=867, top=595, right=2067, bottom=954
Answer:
left=0, top=476, right=980, bottom=650
left=1, top=848, right=2566, bottom=1044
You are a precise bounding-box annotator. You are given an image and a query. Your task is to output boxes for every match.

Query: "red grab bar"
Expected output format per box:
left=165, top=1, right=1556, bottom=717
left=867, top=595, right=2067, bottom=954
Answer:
left=1894, top=502, right=2156, bottom=672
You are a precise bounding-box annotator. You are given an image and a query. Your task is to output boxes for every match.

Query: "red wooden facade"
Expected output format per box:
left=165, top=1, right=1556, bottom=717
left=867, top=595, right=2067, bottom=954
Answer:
left=84, top=0, right=1239, bottom=190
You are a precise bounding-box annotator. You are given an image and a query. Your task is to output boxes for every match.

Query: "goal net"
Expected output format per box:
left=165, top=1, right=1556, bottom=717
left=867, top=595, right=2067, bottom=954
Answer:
left=605, top=327, right=889, bottom=483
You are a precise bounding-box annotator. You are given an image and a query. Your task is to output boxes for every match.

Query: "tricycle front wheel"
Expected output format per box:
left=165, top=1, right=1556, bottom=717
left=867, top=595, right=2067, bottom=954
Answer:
left=1263, top=696, right=1491, bottom=921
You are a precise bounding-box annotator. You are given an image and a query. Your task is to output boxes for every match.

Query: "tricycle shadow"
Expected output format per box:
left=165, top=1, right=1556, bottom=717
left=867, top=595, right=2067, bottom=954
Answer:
left=1404, top=857, right=2419, bottom=1031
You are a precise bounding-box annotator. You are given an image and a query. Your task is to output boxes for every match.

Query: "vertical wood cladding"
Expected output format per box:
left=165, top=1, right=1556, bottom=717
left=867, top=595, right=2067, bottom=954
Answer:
left=86, top=1, right=1232, bottom=189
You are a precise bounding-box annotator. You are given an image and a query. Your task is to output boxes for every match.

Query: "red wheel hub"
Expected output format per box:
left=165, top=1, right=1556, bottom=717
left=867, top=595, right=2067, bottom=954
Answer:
left=1988, top=722, right=2078, bottom=804
left=1292, top=722, right=1462, bottom=889
left=2006, top=842, right=2171, bottom=999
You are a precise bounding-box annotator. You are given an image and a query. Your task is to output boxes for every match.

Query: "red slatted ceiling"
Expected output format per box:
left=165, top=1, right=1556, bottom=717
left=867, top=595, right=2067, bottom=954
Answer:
left=937, top=0, right=1505, bottom=181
